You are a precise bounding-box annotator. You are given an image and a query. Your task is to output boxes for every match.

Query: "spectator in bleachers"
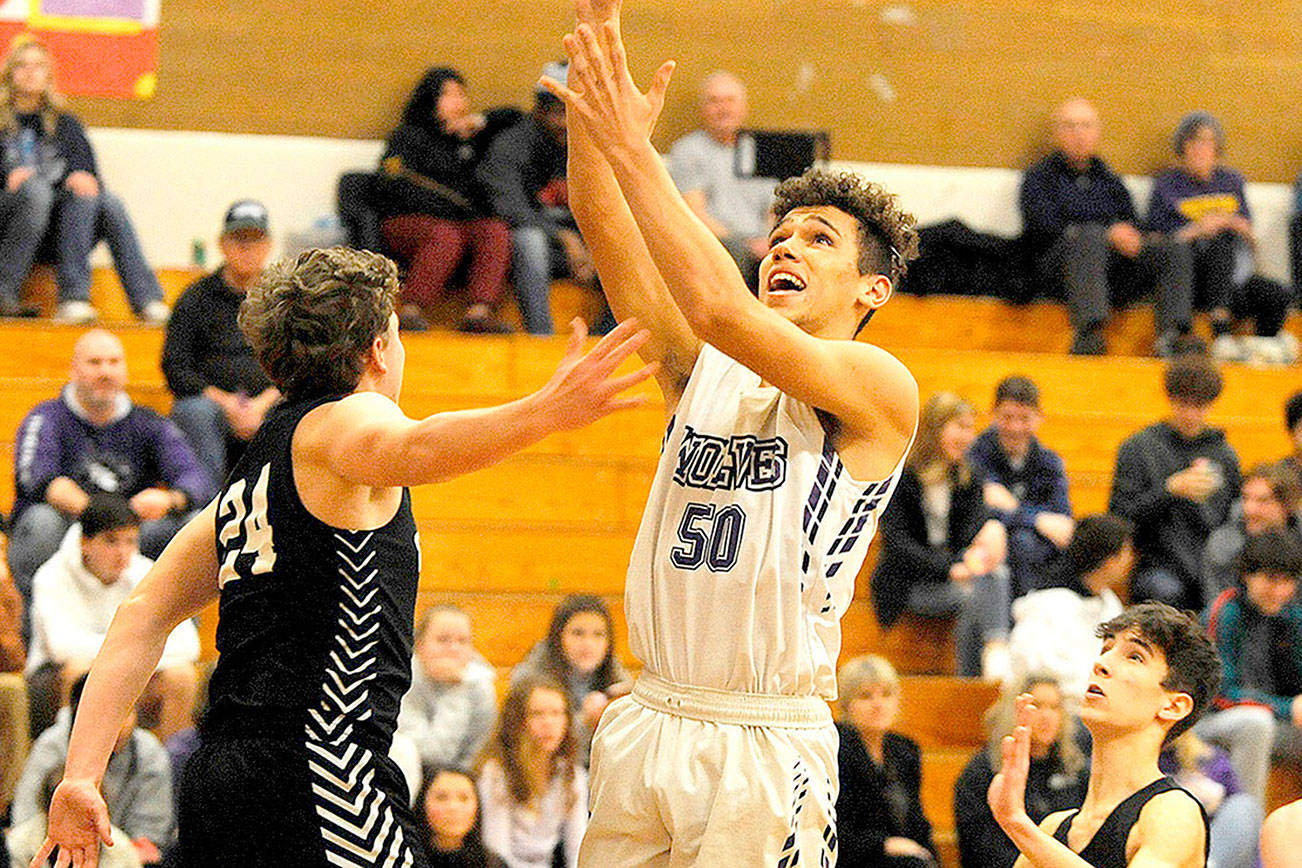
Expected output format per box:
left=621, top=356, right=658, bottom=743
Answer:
left=1108, top=353, right=1239, bottom=610
left=872, top=392, right=1011, bottom=678
left=967, top=375, right=1073, bottom=596
left=1202, top=460, right=1301, bottom=604
left=0, top=556, right=25, bottom=820
left=0, top=555, right=22, bottom=674
left=25, top=495, right=199, bottom=741
left=0, top=38, right=167, bottom=325
left=1263, top=798, right=1302, bottom=867
left=416, top=766, right=490, bottom=868
left=1146, top=111, right=1293, bottom=361
left=6, top=763, right=142, bottom=868
left=163, top=666, right=207, bottom=831
left=377, top=67, right=516, bottom=334
left=1284, top=390, right=1302, bottom=486
left=835, top=654, right=937, bottom=867
left=162, top=200, right=279, bottom=488
left=1020, top=98, right=1194, bottom=357
left=1007, top=515, right=1132, bottom=700
left=477, top=676, right=586, bottom=868
left=1159, top=731, right=1262, bottom=868
left=397, top=605, right=498, bottom=775
left=13, top=673, right=171, bottom=864
left=953, top=675, right=1088, bottom=868
left=666, top=72, right=774, bottom=291
left=511, top=594, right=629, bottom=765
left=1199, top=530, right=1302, bottom=803
left=7, top=330, right=212, bottom=611
left=479, top=63, right=604, bottom=336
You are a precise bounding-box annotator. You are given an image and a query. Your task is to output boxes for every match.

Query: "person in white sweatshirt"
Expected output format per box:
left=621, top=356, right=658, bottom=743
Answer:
left=24, top=494, right=199, bottom=741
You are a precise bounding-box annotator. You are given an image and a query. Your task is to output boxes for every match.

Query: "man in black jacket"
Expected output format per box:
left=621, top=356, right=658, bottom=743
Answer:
left=1108, top=354, right=1240, bottom=610
left=161, top=201, right=278, bottom=487
left=1020, top=98, right=1193, bottom=356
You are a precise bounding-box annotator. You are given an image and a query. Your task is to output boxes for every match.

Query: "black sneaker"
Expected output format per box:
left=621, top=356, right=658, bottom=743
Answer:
left=0, top=298, right=40, bottom=318
left=459, top=314, right=512, bottom=334
left=1070, top=327, right=1106, bottom=356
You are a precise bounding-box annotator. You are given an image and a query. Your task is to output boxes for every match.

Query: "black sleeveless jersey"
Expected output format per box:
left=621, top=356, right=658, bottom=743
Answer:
left=204, top=394, right=420, bottom=751
left=1052, top=777, right=1210, bottom=867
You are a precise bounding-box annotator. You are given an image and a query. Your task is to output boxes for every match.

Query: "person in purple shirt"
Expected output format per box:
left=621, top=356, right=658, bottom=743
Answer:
left=7, top=330, right=212, bottom=623
left=1020, top=98, right=1194, bottom=357
left=1146, top=111, right=1292, bottom=359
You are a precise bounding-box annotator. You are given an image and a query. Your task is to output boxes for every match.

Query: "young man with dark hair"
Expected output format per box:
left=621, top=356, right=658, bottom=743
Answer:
left=1198, top=530, right=1302, bottom=803
left=1202, top=460, right=1302, bottom=602
left=1108, top=355, right=1240, bottom=610
left=35, top=246, right=655, bottom=868
left=541, top=1, right=919, bottom=863
left=991, top=601, right=1220, bottom=867
left=969, top=375, right=1074, bottom=596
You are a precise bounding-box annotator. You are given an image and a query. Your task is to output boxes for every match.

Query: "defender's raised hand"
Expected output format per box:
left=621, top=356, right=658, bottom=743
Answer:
left=541, top=22, right=674, bottom=155
left=533, top=317, right=659, bottom=431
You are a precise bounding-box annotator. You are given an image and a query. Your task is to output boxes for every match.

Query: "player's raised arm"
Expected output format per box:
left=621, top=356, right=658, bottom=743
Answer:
left=544, top=21, right=917, bottom=471
left=561, top=0, right=700, bottom=406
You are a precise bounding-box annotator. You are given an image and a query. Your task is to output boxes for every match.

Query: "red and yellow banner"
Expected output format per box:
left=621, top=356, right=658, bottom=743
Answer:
left=0, top=0, right=159, bottom=99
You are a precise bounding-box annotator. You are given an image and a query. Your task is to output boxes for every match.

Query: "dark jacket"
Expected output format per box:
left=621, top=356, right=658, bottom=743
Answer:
left=1146, top=167, right=1250, bottom=234
left=0, top=112, right=96, bottom=188
left=477, top=115, right=568, bottom=233
left=375, top=70, right=519, bottom=220
left=967, top=427, right=1072, bottom=528
left=1207, top=586, right=1302, bottom=720
left=1019, top=151, right=1137, bottom=256
left=1108, top=422, right=1240, bottom=608
left=872, top=466, right=989, bottom=628
left=954, top=744, right=1088, bottom=868
left=161, top=269, right=273, bottom=399
left=836, top=724, right=935, bottom=866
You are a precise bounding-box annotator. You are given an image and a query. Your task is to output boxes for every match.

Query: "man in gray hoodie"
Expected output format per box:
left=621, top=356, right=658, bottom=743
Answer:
left=1109, top=354, right=1240, bottom=610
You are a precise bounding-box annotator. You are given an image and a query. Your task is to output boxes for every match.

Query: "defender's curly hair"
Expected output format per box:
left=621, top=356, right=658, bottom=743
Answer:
left=238, top=247, right=400, bottom=400
left=772, top=169, right=919, bottom=286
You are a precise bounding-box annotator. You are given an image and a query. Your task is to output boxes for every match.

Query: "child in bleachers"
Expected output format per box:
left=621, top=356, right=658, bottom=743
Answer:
left=397, top=605, right=498, bottom=776
left=954, top=675, right=1088, bottom=868
left=477, top=676, right=586, bottom=868
left=872, top=392, right=1012, bottom=678
left=510, top=595, right=629, bottom=764
left=1199, top=529, right=1302, bottom=804
left=835, top=654, right=936, bottom=867
left=1159, top=731, right=1262, bottom=868
left=416, top=766, right=492, bottom=868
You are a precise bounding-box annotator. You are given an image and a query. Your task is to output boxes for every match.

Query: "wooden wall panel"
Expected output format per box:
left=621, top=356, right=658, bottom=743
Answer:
left=64, top=0, right=1302, bottom=180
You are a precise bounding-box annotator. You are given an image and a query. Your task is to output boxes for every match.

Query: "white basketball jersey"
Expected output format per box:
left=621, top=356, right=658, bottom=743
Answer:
left=626, top=344, right=908, bottom=699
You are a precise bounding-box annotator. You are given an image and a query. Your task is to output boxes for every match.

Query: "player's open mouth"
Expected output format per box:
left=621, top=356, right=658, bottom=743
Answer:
left=1085, top=683, right=1105, bottom=698
left=767, top=273, right=807, bottom=294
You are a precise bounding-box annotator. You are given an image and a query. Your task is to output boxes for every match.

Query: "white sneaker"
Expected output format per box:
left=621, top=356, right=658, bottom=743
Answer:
left=140, top=301, right=170, bottom=324
left=53, top=300, right=98, bottom=324
left=1277, top=331, right=1300, bottom=365
left=1210, top=334, right=1245, bottom=362
left=981, top=641, right=1013, bottom=684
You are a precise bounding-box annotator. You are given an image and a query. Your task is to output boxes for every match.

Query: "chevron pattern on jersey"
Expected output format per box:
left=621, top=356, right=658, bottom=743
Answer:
left=800, top=439, right=842, bottom=584
left=303, top=530, right=414, bottom=868
left=775, top=760, right=837, bottom=868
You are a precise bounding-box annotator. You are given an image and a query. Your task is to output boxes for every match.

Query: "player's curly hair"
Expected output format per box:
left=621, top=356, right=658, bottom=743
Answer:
left=239, top=247, right=400, bottom=400
left=772, top=169, right=919, bottom=286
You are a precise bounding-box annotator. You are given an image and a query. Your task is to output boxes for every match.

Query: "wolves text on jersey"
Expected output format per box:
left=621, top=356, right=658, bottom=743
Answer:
left=672, top=426, right=789, bottom=492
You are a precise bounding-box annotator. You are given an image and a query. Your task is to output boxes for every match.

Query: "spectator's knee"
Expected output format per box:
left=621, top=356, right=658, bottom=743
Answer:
left=9, top=179, right=55, bottom=223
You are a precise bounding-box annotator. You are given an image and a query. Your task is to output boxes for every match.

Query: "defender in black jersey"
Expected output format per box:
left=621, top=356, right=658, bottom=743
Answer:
left=990, top=602, right=1221, bottom=868
left=35, top=248, right=655, bottom=868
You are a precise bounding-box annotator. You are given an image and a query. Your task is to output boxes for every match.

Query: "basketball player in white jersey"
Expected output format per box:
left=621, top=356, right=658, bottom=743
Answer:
left=541, top=2, right=920, bottom=863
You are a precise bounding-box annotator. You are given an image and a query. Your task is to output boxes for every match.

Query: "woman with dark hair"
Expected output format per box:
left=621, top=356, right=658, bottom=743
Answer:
left=511, top=594, right=630, bottom=763
left=377, top=66, right=520, bottom=333
left=953, top=675, right=1089, bottom=868
left=415, top=766, right=493, bottom=868
left=871, top=392, right=1011, bottom=677
left=477, top=677, right=586, bottom=868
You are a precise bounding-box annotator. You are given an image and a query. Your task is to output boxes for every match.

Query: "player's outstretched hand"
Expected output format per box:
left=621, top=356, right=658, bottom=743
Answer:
left=535, top=318, right=658, bottom=431
left=988, top=693, right=1035, bottom=836
left=540, top=21, right=675, bottom=153
left=31, top=779, right=113, bottom=868
left=575, top=0, right=621, bottom=26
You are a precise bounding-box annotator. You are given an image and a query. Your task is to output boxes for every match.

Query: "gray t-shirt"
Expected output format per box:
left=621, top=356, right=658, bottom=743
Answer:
left=667, top=129, right=775, bottom=240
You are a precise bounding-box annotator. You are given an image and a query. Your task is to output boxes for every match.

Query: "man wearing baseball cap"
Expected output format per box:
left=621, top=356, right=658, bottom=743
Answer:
left=162, top=200, right=280, bottom=487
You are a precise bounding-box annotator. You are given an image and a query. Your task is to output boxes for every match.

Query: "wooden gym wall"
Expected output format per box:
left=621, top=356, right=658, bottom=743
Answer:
left=69, top=0, right=1302, bottom=182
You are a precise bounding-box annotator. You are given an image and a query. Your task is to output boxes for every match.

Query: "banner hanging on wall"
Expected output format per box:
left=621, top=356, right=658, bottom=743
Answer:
left=0, top=0, right=160, bottom=99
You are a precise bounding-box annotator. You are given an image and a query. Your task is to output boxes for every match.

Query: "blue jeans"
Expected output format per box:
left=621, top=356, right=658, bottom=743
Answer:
left=171, top=395, right=230, bottom=489
left=511, top=226, right=554, bottom=335
left=906, top=565, right=1011, bottom=676
left=58, top=189, right=163, bottom=311
left=0, top=179, right=56, bottom=304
